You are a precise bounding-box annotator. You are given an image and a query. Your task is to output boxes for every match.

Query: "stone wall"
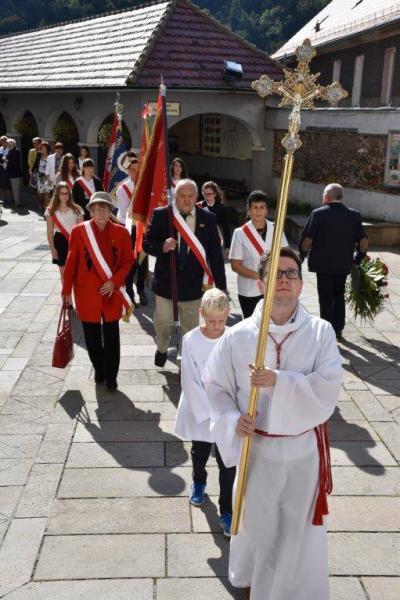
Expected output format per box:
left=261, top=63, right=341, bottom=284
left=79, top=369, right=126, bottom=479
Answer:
left=273, top=130, right=400, bottom=195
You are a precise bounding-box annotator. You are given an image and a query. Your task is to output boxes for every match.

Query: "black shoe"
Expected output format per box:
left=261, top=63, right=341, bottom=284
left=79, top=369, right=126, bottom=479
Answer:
left=138, top=291, right=148, bottom=306
left=154, top=350, right=167, bottom=368
left=95, top=371, right=105, bottom=385
left=106, top=379, right=118, bottom=391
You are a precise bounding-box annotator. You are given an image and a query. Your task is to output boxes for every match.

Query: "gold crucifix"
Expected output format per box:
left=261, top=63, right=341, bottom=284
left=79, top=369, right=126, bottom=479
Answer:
left=252, top=38, right=347, bottom=154
left=231, top=39, right=348, bottom=536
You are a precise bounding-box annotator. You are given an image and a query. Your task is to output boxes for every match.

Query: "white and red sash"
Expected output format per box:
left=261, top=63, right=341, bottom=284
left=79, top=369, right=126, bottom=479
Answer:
left=67, top=178, right=74, bottom=191
left=77, top=177, right=94, bottom=199
left=51, top=211, right=72, bottom=241
left=81, top=221, right=133, bottom=318
left=172, top=204, right=214, bottom=286
left=122, top=183, right=132, bottom=202
left=241, top=221, right=268, bottom=257
left=120, top=180, right=134, bottom=234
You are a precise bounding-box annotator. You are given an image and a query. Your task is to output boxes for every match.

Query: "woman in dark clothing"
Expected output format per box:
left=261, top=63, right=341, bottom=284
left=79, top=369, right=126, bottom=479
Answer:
left=72, top=158, right=103, bottom=219
left=170, top=157, right=188, bottom=189
left=199, top=180, right=231, bottom=252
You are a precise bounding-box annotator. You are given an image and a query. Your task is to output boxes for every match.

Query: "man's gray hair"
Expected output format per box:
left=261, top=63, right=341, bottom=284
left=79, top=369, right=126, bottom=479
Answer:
left=32, top=137, right=41, bottom=143
left=175, top=178, right=198, bottom=196
left=7, top=138, right=16, bottom=146
left=324, top=183, right=343, bottom=200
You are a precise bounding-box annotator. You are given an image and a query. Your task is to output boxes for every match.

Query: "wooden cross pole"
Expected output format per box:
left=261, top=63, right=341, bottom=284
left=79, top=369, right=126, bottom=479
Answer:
left=231, top=39, right=348, bottom=536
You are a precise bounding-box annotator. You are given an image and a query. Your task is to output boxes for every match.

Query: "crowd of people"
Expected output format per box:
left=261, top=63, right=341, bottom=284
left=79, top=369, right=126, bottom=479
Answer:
left=0, top=135, right=369, bottom=599
left=0, top=135, right=96, bottom=213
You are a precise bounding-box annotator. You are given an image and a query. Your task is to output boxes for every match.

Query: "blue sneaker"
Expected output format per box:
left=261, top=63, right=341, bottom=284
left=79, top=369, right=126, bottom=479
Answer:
left=189, top=482, right=206, bottom=506
left=219, top=512, right=232, bottom=537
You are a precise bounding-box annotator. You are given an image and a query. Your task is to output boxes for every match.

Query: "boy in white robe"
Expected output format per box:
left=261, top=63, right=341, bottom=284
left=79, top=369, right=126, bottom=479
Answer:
left=175, top=288, right=236, bottom=536
left=203, top=247, right=342, bottom=600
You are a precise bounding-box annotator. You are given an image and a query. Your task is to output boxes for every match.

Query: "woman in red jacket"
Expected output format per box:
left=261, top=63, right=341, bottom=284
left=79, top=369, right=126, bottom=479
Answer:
left=62, top=191, right=134, bottom=391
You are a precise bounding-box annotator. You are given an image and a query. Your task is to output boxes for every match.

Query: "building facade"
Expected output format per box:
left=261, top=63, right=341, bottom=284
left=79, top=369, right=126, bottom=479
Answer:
left=0, top=0, right=281, bottom=198
left=271, top=0, right=400, bottom=222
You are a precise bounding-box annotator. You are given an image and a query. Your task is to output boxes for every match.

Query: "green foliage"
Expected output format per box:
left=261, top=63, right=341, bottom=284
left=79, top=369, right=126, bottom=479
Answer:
left=14, top=115, right=37, bottom=136
left=52, top=114, right=79, bottom=143
left=345, top=257, right=389, bottom=322
left=0, top=0, right=330, bottom=53
left=98, top=120, right=132, bottom=147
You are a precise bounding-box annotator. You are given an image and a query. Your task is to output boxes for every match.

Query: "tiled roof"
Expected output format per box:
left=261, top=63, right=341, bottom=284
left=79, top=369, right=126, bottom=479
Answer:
left=0, top=1, right=171, bottom=89
left=273, top=0, right=400, bottom=59
left=0, top=0, right=280, bottom=90
left=132, top=1, right=281, bottom=88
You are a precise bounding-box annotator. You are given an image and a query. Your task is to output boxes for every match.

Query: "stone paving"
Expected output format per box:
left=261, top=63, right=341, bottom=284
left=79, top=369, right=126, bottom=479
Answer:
left=0, top=192, right=399, bottom=599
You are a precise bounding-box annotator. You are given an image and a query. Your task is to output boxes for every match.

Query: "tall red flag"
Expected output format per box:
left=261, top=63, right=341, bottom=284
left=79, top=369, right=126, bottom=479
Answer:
left=131, top=94, right=168, bottom=224
left=131, top=104, right=151, bottom=254
left=135, top=104, right=151, bottom=185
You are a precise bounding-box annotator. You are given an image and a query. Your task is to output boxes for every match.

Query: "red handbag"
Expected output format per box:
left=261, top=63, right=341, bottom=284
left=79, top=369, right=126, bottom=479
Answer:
left=52, top=302, right=74, bottom=368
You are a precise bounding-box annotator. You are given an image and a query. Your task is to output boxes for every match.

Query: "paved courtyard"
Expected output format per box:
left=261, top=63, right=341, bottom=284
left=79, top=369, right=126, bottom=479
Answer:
left=0, top=192, right=399, bottom=599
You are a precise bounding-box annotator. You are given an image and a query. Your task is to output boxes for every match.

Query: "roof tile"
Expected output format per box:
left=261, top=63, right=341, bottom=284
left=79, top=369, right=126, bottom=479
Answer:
left=0, top=0, right=280, bottom=90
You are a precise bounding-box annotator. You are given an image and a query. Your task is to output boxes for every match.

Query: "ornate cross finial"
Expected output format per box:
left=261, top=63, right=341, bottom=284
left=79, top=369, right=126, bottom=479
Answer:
left=251, top=39, right=348, bottom=155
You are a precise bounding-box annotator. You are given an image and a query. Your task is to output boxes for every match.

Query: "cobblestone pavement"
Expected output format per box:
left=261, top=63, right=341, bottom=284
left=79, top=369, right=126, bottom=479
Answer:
left=0, top=192, right=399, bottom=599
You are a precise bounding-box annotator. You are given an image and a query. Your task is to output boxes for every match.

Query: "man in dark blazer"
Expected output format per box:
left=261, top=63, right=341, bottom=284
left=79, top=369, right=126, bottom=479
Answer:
left=144, top=178, right=227, bottom=367
left=6, top=139, right=22, bottom=207
left=300, top=183, right=368, bottom=339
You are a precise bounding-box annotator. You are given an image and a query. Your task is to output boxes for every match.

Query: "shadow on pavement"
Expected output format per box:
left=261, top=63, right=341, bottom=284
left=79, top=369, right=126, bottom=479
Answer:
left=57, top=386, right=188, bottom=496
left=329, top=405, right=385, bottom=475
left=199, top=498, right=242, bottom=599
left=340, top=337, right=400, bottom=395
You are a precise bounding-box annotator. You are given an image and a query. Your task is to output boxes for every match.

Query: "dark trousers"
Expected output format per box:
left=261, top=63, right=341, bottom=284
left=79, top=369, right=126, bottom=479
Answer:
left=238, top=294, right=263, bottom=319
left=191, top=441, right=236, bottom=514
left=125, top=255, right=148, bottom=300
left=316, top=273, right=347, bottom=334
left=82, top=320, right=120, bottom=383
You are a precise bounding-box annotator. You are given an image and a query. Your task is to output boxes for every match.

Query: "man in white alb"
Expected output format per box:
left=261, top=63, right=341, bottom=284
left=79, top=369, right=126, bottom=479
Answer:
left=203, top=247, right=342, bottom=600
left=230, top=190, right=288, bottom=318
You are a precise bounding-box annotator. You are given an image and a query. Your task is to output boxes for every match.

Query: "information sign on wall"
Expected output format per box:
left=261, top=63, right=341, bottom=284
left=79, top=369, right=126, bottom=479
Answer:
left=149, top=102, right=180, bottom=116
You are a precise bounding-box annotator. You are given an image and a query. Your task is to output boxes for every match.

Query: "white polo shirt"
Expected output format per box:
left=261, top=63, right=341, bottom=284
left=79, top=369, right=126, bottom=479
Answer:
left=229, top=219, right=288, bottom=297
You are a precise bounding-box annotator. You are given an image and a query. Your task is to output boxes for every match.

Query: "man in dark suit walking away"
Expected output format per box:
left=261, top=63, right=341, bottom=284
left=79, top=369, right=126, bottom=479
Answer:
left=6, top=139, right=22, bottom=207
left=300, top=183, right=368, bottom=339
left=143, top=179, right=227, bottom=367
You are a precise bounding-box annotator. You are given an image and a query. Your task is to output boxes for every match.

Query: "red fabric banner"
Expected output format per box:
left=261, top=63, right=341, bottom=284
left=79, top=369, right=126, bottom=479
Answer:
left=131, top=94, right=168, bottom=224
left=102, top=111, right=119, bottom=192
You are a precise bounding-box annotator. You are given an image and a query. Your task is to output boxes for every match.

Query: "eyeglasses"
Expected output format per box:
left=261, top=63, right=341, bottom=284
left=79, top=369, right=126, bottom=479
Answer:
left=276, top=269, right=301, bottom=280
left=203, top=191, right=215, bottom=197
left=59, top=191, right=69, bottom=196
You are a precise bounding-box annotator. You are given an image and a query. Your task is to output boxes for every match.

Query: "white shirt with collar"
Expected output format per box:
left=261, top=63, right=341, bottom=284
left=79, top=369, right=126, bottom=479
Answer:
left=229, top=219, right=288, bottom=297
left=177, top=204, right=196, bottom=250
left=45, top=153, right=62, bottom=186
left=116, top=177, right=134, bottom=225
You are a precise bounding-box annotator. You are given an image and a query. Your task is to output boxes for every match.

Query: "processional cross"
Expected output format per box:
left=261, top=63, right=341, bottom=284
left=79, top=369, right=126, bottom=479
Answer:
left=231, top=39, right=348, bottom=535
